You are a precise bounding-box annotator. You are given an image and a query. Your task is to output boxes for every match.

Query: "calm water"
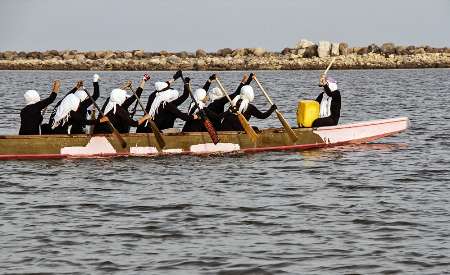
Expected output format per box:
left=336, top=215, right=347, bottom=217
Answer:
left=0, top=69, right=449, bottom=275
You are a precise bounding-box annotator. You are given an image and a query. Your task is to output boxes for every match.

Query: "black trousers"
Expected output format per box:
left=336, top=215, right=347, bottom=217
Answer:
left=312, top=117, right=338, bottom=127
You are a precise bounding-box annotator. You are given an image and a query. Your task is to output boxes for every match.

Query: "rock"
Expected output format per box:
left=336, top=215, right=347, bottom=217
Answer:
left=296, top=48, right=306, bottom=56
left=357, top=47, right=369, bottom=55
left=62, top=53, right=75, bottom=60
left=133, top=50, right=145, bottom=58
left=405, top=46, right=416, bottom=55
left=196, top=49, right=207, bottom=57
left=167, top=55, right=181, bottom=64
left=75, top=54, right=86, bottom=61
left=253, top=47, right=266, bottom=57
left=381, top=43, right=396, bottom=55
left=339, top=43, right=349, bottom=55
left=331, top=43, right=340, bottom=56
left=317, top=41, right=331, bottom=58
left=124, top=52, right=133, bottom=59
left=18, top=51, right=27, bottom=59
left=27, top=51, right=43, bottom=59
left=281, top=48, right=291, bottom=55
left=414, top=48, right=426, bottom=55
left=159, top=50, right=169, bottom=56
left=368, top=44, right=381, bottom=54
left=95, top=51, right=107, bottom=59
left=395, top=46, right=406, bottom=55
left=217, top=48, right=232, bottom=57
left=104, top=51, right=116, bottom=59
left=232, top=48, right=246, bottom=57
left=296, top=39, right=314, bottom=49
left=303, top=45, right=318, bottom=58
left=176, top=51, right=189, bottom=58
left=85, top=51, right=97, bottom=59
left=46, top=50, right=60, bottom=56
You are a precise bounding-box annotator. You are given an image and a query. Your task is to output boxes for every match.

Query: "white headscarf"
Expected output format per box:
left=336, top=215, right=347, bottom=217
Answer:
left=148, top=89, right=179, bottom=118
left=154, top=81, right=169, bottom=92
left=188, top=88, right=207, bottom=114
left=74, top=89, right=88, bottom=102
left=51, top=94, right=80, bottom=129
left=231, top=85, right=254, bottom=113
left=104, top=88, right=129, bottom=115
left=24, top=90, right=40, bottom=105
left=319, top=77, right=337, bottom=118
left=209, top=87, right=224, bottom=102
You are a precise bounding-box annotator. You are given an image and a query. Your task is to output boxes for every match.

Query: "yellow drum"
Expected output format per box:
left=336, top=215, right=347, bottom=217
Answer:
left=297, top=100, right=320, bottom=127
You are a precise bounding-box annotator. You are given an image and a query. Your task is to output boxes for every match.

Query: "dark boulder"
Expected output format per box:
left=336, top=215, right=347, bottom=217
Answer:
left=339, top=42, right=349, bottom=55
left=303, top=45, right=318, bottom=58
left=381, top=43, right=396, bottom=55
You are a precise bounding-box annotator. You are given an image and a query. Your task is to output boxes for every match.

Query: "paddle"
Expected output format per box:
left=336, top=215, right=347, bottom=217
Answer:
left=124, top=82, right=166, bottom=151
left=253, top=76, right=298, bottom=143
left=324, top=57, right=336, bottom=75
left=86, top=91, right=127, bottom=148
left=215, top=77, right=258, bottom=144
left=188, top=82, right=220, bottom=144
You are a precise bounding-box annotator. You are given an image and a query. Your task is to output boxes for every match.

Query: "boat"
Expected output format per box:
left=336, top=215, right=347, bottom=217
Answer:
left=0, top=117, right=409, bottom=160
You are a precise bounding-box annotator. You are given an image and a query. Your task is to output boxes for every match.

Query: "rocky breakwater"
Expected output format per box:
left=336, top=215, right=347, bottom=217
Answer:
left=0, top=40, right=449, bottom=70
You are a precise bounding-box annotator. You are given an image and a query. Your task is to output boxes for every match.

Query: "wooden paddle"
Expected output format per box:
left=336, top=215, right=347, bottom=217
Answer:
left=186, top=82, right=220, bottom=144
left=125, top=83, right=166, bottom=152
left=86, top=91, right=127, bottom=148
left=215, top=77, right=258, bottom=144
left=253, top=76, right=298, bottom=143
left=324, top=57, right=336, bottom=75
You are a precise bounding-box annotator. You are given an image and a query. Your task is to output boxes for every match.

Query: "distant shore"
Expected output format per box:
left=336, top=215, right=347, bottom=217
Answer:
left=1, top=40, right=449, bottom=70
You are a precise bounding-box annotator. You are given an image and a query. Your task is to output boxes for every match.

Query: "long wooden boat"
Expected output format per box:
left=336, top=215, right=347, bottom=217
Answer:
left=0, top=117, right=409, bottom=160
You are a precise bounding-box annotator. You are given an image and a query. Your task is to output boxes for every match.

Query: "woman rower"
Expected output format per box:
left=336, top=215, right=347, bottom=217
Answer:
left=220, top=79, right=277, bottom=131
left=94, top=75, right=151, bottom=134
left=136, top=70, right=182, bottom=133
left=70, top=74, right=101, bottom=134
left=19, top=80, right=60, bottom=135
left=148, top=77, right=198, bottom=131
left=206, top=73, right=253, bottom=130
left=312, top=75, right=341, bottom=127
left=50, top=93, right=95, bottom=134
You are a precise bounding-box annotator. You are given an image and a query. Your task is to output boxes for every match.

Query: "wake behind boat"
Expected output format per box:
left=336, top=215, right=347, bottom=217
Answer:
left=0, top=117, right=409, bottom=160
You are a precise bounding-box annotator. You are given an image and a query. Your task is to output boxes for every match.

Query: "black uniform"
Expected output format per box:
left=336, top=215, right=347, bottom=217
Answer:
left=136, top=83, right=190, bottom=133
left=19, top=92, right=57, bottom=135
left=221, top=100, right=276, bottom=131
left=182, top=79, right=214, bottom=132
left=41, top=86, right=78, bottom=134
left=51, top=110, right=94, bottom=135
left=70, top=82, right=100, bottom=134
left=312, top=84, right=341, bottom=127
left=94, top=87, right=144, bottom=134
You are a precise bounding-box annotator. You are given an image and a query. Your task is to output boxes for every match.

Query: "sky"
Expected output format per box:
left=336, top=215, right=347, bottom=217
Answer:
left=0, top=0, right=449, bottom=52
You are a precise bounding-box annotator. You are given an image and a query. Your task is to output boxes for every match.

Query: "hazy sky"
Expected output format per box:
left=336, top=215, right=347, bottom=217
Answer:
left=0, top=0, right=449, bottom=52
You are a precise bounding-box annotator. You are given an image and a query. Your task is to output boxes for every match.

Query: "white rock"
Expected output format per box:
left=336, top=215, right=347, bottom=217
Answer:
left=318, top=41, right=331, bottom=58
left=331, top=43, right=340, bottom=56
left=296, top=39, right=314, bottom=49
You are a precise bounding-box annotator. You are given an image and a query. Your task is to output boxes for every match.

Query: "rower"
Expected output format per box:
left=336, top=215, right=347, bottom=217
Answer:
left=136, top=70, right=183, bottom=133
left=19, top=80, right=60, bottom=135
left=149, top=77, right=198, bottom=131
left=221, top=76, right=277, bottom=131
left=94, top=76, right=151, bottom=134
left=312, top=75, right=341, bottom=127
left=50, top=93, right=93, bottom=134
left=70, top=74, right=101, bottom=134
left=207, top=73, right=253, bottom=130
left=181, top=74, right=219, bottom=132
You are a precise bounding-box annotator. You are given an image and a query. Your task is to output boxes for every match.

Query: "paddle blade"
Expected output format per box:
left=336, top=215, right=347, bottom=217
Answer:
left=237, top=113, right=258, bottom=144
left=275, top=110, right=298, bottom=143
left=203, top=119, right=220, bottom=144
left=112, top=128, right=127, bottom=148
left=148, top=120, right=166, bottom=151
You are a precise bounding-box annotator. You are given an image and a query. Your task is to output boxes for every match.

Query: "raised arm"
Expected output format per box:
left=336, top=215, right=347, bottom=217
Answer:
left=35, top=80, right=60, bottom=110
left=172, top=78, right=191, bottom=107
left=247, top=104, right=277, bottom=119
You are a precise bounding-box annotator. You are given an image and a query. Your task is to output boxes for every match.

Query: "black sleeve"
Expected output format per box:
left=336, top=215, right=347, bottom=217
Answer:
left=230, top=82, right=245, bottom=101
left=171, top=83, right=190, bottom=107
left=117, top=107, right=139, bottom=127
left=122, top=87, right=143, bottom=110
left=315, top=92, right=323, bottom=103
left=92, top=82, right=100, bottom=101
left=166, top=103, right=194, bottom=122
left=247, top=104, right=275, bottom=119
left=34, top=92, right=57, bottom=110
left=323, top=84, right=333, bottom=97
left=145, top=91, right=158, bottom=112
left=202, top=80, right=211, bottom=92
left=204, top=108, right=220, bottom=121
left=244, top=76, right=253, bottom=85
left=67, top=86, right=77, bottom=96
left=100, top=98, right=109, bottom=113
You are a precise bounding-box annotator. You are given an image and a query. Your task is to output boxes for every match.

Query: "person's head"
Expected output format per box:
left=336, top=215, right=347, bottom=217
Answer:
left=24, top=90, right=40, bottom=105
left=240, top=85, right=254, bottom=102
left=194, top=88, right=207, bottom=103
left=51, top=94, right=80, bottom=129
left=209, top=87, right=224, bottom=102
left=110, top=88, right=129, bottom=105
left=74, top=89, right=88, bottom=102
left=154, top=81, right=170, bottom=92
left=148, top=89, right=179, bottom=117
left=326, top=77, right=338, bottom=91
